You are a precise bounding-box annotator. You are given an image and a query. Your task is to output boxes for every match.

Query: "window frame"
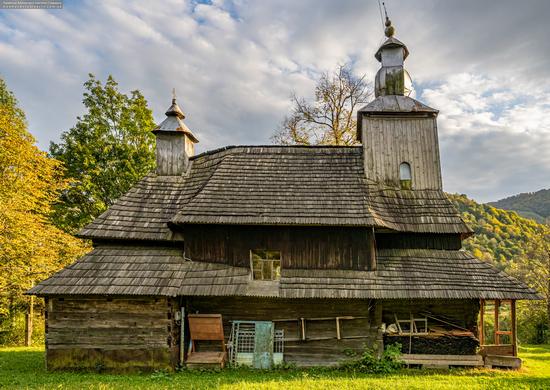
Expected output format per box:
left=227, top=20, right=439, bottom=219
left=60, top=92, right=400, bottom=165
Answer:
left=249, top=249, right=282, bottom=281
left=399, top=162, right=412, bottom=190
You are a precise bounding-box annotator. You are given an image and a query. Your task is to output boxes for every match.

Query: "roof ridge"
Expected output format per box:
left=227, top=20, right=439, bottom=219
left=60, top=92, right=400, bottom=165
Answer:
left=191, top=145, right=362, bottom=160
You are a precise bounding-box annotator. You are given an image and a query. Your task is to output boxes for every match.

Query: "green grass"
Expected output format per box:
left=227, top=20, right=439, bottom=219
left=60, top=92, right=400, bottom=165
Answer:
left=1, top=346, right=550, bottom=389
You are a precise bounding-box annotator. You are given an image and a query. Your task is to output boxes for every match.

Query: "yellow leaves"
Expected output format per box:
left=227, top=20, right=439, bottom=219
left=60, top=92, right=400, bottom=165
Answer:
left=0, top=84, right=89, bottom=310
left=472, top=248, right=484, bottom=259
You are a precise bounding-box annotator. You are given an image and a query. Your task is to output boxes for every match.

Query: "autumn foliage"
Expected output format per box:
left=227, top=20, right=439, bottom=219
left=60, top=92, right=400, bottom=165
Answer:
left=0, top=78, right=89, bottom=341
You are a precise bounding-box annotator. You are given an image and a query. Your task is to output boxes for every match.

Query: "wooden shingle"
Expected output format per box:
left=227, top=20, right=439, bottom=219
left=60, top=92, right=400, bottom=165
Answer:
left=77, top=145, right=472, bottom=240
left=28, top=246, right=540, bottom=300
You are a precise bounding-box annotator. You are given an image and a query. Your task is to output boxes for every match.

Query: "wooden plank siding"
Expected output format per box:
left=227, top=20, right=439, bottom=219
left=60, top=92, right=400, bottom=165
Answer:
left=188, top=297, right=380, bottom=367
left=362, top=116, right=443, bottom=190
left=184, top=225, right=376, bottom=271
left=45, top=297, right=180, bottom=372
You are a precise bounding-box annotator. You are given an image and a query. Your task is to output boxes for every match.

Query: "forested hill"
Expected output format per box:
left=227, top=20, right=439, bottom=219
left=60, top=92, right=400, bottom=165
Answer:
left=488, top=189, right=550, bottom=224
left=448, top=193, right=548, bottom=270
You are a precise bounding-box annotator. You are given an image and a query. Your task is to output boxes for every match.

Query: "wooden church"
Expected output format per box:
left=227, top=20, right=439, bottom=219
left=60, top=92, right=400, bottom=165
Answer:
left=29, top=18, right=539, bottom=371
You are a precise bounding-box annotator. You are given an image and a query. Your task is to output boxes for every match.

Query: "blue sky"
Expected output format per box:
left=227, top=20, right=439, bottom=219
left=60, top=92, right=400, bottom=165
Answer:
left=0, top=0, right=549, bottom=202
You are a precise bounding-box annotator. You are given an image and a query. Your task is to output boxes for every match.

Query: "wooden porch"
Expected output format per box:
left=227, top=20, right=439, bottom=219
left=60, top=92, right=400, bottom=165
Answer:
left=479, top=299, right=521, bottom=369
left=402, top=299, right=522, bottom=370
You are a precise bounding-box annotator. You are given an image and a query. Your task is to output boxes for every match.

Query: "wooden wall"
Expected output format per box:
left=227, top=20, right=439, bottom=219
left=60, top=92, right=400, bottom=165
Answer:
left=184, top=225, right=375, bottom=271
left=188, top=297, right=381, bottom=367
left=45, top=297, right=179, bottom=372
left=155, top=132, right=188, bottom=176
left=362, top=116, right=443, bottom=190
left=376, top=233, right=462, bottom=250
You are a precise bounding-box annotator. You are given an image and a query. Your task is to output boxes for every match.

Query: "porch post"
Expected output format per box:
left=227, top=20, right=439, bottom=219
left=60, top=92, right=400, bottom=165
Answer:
left=479, top=299, right=484, bottom=345
left=511, top=300, right=517, bottom=357
left=494, top=299, right=499, bottom=345
left=184, top=306, right=189, bottom=367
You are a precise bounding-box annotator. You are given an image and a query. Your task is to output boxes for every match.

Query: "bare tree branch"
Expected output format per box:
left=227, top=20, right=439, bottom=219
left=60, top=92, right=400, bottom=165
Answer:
left=271, top=63, right=372, bottom=146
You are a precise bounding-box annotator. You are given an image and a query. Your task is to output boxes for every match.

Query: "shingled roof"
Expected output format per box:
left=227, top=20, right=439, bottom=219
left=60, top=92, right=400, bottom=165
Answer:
left=27, top=246, right=250, bottom=297
left=28, top=245, right=540, bottom=300
left=78, top=146, right=471, bottom=241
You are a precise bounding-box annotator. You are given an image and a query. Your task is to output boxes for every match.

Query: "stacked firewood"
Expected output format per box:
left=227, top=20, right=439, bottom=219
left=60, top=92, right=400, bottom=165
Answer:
left=384, top=333, right=479, bottom=355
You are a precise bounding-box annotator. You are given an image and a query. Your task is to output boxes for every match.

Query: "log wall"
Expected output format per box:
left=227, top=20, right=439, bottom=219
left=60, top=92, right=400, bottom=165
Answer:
left=184, top=225, right=375, bottom=271
left=188, top=297, right=381, bottom=367
left=45, top=297, right=179, bottom=372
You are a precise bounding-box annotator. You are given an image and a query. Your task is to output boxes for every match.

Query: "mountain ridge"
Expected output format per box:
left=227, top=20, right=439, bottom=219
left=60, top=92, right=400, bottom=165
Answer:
left=449, top=193, right=548, bottom=269
left=488, top=188, right=550, bottom=224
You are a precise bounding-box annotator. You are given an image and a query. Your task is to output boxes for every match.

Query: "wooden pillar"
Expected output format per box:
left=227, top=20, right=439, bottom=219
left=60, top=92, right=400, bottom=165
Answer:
left=511, top=300, right=517, bottom=357
left=183, top=306, right=190, bottom=367
left=494, top=299, right=500, bottom=345
left=479, top=299, right=484, bottom=345
left=375, top=300, right=384, bottom=358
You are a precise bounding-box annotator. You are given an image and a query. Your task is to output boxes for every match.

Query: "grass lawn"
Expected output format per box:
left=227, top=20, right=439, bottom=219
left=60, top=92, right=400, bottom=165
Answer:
left=1, top=345, right=550, bottom=389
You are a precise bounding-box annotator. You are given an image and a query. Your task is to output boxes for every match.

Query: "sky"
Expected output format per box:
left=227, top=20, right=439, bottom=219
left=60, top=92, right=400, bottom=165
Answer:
left=0, top=0, right=549, bottom=203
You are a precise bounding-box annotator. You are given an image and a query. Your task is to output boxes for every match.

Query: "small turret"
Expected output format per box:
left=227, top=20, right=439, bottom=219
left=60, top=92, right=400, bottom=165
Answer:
left=152, top=90, right=199, bottom=176
left=374, top=17, right=412, bottom=97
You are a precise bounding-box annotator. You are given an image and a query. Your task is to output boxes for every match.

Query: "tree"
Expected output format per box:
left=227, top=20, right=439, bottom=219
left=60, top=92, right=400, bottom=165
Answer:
left=450, top=193, right=550, bottom=343
left=0, top=77, right=88, bottom=343
left=511, top=229, right=550, bottom=343
left=49, top=74, right=156, bottom=233
left=272, top=64, right=371, bottom=145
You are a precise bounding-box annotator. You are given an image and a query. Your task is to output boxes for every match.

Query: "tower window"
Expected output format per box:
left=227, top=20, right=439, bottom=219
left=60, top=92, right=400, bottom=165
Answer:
left=399, top=162, right=412, bottom=190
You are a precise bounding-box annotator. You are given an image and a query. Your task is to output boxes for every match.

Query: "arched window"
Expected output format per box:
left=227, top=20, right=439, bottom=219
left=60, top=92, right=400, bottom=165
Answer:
left=399, top=162, right=412, bottom=190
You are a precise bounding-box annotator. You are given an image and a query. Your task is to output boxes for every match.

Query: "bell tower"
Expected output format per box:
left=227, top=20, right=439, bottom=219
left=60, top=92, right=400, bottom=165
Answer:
left=357, top=17, right=442, bottom=190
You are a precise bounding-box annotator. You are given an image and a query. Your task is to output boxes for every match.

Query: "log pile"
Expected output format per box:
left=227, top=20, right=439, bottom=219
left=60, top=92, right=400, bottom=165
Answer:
left=384, top=334, right=479, bottom=355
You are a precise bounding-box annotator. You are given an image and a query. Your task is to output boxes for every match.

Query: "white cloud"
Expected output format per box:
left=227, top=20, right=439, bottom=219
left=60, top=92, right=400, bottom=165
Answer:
left=420, top=73, right=550, bottom=201
left=0, top=0, right=549, bottom=202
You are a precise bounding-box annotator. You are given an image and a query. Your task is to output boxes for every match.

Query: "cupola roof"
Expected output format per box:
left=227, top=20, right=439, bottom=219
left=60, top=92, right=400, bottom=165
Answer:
left=152, top=90, right=199, bottom=143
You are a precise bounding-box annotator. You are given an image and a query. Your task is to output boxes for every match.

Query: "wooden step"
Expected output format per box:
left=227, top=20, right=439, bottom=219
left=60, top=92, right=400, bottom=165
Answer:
left=484, top=355, right=521, bottom=369
left=402, top=354, right=484, bottom=368
left=186, top=352, right=226, bottom=369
